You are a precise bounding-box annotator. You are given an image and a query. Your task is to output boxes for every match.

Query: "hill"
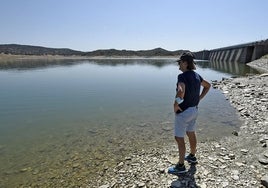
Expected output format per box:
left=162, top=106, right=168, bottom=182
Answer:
left=0, top=44, right=84, bottom=56
left=0, top=44, right=184, bottom=57
left=85, top=48, right=184, bottom=57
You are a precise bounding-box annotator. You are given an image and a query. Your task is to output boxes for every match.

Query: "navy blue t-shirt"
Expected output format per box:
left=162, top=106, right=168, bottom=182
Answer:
left=176, top=71, right=203, bottom=112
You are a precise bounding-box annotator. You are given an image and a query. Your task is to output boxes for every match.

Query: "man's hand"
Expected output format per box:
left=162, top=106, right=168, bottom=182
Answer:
left=174, top=101, right=182, bottom=113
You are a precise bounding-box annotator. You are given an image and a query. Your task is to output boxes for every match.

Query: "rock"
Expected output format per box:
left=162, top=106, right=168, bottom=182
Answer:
left=217, top=158, right=226, bottom=163
left=138, top=182, right=146, bottom=187
left=260, top=136, right=268, bottom=143
left=203, top=169, right=210, bottom=176
left=160, top=121, right=172, bottom=125
left=232, top=175, right=239, bottom=180
left=88, top=130, right=98, bottom=135
left=32, top=169, right=39, bottom=175
left=20, top=168, right=29, bottom=173
left=261, top=175, right=268, bottom=187
left=99, top=185, right=110, bottom=188
left=137, top=123, right=148, bottom=127
left=72, top=163, right=80, bottom=168
left=117, top=162, right=124, bottom=167
left=167, top=156, right=178, bottom=164
left=260, top=98, right=268, bottom=102
left=159, top=168, right=165, bottom=174
left=232, top=131, right=239, bottom=136
left=235, top=162, right=245, bottom=167
left=258, top=154, right=268, bottom=165
left=264, top=151, right=268, bottom=158
left=222, top=181, right=229, bottom=187
left=125, top=157, right=132, bottom=161
left=200, top=183, right=207, bottom=188
left=240, top=149, right=249, bottom=154
left=229, top=154, right=235, bottom=160
left=162, top=126, right=173, bottom=131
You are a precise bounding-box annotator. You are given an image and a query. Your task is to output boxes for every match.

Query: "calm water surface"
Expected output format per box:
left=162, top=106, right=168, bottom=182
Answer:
left=0, top=59, right=259, bottom=186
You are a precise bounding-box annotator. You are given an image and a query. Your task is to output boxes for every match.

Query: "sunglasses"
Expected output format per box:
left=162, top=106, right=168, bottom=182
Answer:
left=177, top=60, right=183, bottom=65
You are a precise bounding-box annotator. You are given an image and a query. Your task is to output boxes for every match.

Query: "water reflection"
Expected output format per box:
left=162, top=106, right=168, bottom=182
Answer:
left=196, top=60, right=260, bottom=76
left=89, top=58, right=176, bottom=67
left=1, top=58, right=260, bottom=77
left=0, top=58, right=177, bottom=70
left=0, top=58, right=80, bottom=70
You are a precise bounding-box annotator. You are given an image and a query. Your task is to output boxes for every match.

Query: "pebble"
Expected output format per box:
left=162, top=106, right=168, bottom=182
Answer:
left=99, top=185, right=110, bottom=188
left=240, top=149, right=249, bottom=154
left=261, top=175, right=268, bottom=187
left=20, top=168, right=29, bottom=173
left=264, top=151, right=268, bottom=158
left=72, top=163, right=80, bottom=168
left=258, top=154, right=268, bottom=165
left=232, top=175, right=239, bottom=180
left=138, top=182, right=146, bottom=187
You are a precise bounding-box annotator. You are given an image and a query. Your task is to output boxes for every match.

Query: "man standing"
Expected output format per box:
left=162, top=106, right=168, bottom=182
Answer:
left=168, top=52, right=211, bottom=174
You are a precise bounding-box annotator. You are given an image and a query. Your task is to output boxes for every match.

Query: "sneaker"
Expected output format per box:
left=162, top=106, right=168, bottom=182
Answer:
left=185, top=154, right=197, bottom=164
left=168, top=163, right=187, bottom=175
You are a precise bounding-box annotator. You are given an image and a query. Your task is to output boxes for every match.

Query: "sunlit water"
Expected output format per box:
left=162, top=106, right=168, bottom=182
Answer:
left=0, top=59, right=259, bottom=186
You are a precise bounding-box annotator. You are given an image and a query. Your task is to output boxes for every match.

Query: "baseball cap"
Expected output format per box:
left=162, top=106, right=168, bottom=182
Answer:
left=176, top=52, right=195, bottom=63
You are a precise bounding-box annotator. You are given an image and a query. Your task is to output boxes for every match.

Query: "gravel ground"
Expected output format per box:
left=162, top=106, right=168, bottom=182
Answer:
left=95, top=59, right=268, bottom=188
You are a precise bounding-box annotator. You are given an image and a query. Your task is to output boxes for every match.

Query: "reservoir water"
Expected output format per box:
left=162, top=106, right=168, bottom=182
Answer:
left=0, top=58, right=259, bottom=187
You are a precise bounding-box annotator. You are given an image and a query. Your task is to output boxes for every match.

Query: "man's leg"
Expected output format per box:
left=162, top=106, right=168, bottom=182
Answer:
left=175, top=136, right=186, bottom=164
left=168, top=135, right=187, bottom=174
left=186, top=131, right=197, bottom=155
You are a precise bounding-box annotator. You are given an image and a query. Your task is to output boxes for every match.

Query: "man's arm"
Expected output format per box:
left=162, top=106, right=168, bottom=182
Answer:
left=199, top=80, right=211, bottom=100
left=174, top=82, right=185, bottom=113
left=176, top=82, right=185, bottom=99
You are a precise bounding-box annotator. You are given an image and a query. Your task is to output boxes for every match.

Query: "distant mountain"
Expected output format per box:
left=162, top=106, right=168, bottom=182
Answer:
left=85, top=48, right=184, bottom=57
left=0, top=44, right=84, bottom=56
left=0, top=44, right=185, bottom=57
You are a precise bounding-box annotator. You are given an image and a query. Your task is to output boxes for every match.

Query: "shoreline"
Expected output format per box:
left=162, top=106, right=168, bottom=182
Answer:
left=0, top=54, right=178, bottom=62
left=95, top=61, right=268, bottom=187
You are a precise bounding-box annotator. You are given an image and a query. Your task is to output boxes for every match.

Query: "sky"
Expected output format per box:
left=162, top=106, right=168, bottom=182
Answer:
left=0, top=0, right=268, bottom=52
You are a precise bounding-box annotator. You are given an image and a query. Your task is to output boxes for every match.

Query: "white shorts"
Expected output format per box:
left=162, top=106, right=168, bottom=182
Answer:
left=174, top=106, right=198, bottom=137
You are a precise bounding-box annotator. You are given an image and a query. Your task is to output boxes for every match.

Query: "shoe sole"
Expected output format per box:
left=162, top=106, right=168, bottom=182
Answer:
left=168, top=167, right=187, bottom=175
left=168, top=170, right=187, bottom=175
left=186, top=160, right=198, bottom=164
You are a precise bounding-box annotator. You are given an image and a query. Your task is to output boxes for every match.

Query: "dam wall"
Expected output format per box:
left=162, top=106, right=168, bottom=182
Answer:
left=194, top=39, right=268, bottom=63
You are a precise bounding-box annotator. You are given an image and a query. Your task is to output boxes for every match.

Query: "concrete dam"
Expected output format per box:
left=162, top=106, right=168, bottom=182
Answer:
left=194, top=39, right=268, bottom=63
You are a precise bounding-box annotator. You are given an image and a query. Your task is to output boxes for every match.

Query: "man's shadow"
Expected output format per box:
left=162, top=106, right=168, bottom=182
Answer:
left=170, top=164, right=198, bottom=188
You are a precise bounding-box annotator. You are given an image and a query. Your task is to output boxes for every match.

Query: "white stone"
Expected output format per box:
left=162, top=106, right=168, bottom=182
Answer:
left=99, top=185, right=110, bottom=188
left=222, top=181, right=229, bottom=187
left=200, top=183, right=207, bottom=188
left=232, top=175, right=239, bottom=180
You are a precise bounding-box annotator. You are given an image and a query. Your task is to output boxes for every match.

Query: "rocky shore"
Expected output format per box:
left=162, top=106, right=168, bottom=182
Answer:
left=95, top=61, right=268, bottom=188
left=247, top=58, right=268, bottom=73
